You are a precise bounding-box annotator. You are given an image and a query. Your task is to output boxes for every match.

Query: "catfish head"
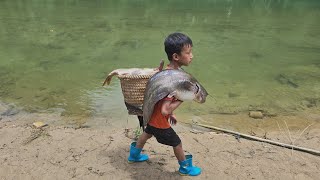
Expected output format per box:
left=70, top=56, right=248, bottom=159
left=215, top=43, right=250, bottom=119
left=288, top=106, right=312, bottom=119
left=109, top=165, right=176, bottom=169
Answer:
left=171, top=79, right=208, bottom=104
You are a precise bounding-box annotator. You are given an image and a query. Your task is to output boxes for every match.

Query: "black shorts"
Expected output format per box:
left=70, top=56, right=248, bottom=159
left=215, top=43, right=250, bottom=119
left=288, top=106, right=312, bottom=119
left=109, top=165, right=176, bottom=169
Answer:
left=145, top=124, right=181, bottom=147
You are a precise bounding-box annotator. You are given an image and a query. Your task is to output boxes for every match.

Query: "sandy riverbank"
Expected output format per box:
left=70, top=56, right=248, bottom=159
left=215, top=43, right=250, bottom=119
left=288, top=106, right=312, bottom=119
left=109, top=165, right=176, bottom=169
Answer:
left=1, top=112, right=320, bottom=180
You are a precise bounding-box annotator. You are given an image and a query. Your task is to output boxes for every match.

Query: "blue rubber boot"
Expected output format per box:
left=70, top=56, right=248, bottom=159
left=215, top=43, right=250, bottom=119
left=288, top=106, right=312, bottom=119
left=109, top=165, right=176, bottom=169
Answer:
left=128, top=142, right=149, bottom=163
left=178, top=154, right=201, bottom=176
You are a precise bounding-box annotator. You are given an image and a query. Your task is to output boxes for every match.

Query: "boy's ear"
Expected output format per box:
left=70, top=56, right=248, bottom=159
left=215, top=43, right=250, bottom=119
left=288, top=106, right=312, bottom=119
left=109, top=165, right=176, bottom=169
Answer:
left=172, top=53, right=179, bottom=61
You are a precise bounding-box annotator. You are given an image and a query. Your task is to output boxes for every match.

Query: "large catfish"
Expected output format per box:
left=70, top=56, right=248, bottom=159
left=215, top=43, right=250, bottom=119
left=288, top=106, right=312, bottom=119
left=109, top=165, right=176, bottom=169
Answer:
left=142, top=69, right=208, bottom=126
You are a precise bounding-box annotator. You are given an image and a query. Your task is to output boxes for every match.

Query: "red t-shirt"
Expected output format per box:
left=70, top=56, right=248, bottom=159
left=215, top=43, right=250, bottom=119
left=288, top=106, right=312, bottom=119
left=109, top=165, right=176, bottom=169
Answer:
left=148, top=65, right=180, bottom=129
left=148, top=97, right=174, bottom=129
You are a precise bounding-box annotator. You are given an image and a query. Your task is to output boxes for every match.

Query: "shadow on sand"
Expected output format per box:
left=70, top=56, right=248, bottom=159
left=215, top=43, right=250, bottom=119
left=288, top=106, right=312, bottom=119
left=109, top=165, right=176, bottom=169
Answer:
left=106, top=144, right=183, bottom=180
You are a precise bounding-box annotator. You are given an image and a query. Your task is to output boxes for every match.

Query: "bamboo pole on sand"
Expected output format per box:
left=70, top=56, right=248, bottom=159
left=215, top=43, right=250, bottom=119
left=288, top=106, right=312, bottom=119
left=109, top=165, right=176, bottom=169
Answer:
left=196, top=123, right=320, bottom=156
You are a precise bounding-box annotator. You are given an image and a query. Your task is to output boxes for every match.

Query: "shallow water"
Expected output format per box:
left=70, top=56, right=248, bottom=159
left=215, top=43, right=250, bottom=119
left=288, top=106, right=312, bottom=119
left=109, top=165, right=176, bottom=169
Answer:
left=0, top=0, right=319, bottom=129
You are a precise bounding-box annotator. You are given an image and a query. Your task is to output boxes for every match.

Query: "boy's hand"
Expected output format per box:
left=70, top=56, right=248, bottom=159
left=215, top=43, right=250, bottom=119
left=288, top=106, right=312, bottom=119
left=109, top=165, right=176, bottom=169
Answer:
left=169, top=114, right=177, bottom=125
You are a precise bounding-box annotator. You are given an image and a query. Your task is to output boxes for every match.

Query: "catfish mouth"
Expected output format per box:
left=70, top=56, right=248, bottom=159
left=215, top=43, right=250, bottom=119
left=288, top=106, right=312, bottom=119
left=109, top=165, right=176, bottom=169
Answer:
left=193, top=83, right=205, bottom=103
left=194, top=83, right=203, bottom=103
left=195, top=84, right=200, bottom=95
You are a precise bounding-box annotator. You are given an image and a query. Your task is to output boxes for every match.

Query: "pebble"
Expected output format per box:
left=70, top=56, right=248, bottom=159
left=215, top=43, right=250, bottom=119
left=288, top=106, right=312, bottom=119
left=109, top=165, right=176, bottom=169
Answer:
left=249, top=111, right=263, bottom=119
left=33, top=121, right=48, bottom=128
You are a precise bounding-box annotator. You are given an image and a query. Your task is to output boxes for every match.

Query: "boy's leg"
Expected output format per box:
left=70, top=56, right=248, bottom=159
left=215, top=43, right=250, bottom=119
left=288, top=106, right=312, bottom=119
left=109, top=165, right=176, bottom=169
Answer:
left=174, top=143, right=201, bottom=176
left=173, top=142, right=186, bottom=161
left=148, top=125, right=201, bottom=176
left=128, top=132, right=152, bottom=163
left=136, top=132, right=152, bottom=149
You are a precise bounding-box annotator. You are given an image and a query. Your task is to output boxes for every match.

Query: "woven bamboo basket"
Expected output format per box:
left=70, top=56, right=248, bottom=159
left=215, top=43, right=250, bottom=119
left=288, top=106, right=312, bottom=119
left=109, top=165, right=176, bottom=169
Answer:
left=118, top=74, right=154, bottom=115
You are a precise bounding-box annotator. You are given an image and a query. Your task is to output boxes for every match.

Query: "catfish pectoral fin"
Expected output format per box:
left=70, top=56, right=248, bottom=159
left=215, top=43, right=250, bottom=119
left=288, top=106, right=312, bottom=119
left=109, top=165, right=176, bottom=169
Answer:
left=167, top=91, right=177, bottom=98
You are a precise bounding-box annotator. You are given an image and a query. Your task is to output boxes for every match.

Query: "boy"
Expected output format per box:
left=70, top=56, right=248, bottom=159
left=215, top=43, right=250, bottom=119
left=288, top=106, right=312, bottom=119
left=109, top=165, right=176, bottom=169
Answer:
left=128, top=32, right=201, bottom=176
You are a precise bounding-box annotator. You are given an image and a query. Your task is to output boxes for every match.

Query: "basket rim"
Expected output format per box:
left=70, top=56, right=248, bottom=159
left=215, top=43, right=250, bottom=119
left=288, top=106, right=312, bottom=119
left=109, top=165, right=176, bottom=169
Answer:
left=118, top=74, right=154, bottom=79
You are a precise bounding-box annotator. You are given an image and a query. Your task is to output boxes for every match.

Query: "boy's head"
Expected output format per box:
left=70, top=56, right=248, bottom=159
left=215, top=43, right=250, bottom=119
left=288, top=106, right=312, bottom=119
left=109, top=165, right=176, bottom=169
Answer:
left=164, top=32, right=193, bottom=66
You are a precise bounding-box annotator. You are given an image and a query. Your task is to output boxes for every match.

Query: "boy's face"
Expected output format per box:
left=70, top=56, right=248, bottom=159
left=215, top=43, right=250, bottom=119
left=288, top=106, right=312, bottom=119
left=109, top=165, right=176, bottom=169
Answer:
left=174, top=44, right=193, bottom=66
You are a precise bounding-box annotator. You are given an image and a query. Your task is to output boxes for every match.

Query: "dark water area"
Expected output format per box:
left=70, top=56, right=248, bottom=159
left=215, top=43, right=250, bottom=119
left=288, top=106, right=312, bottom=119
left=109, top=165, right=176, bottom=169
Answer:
left=0, top=0, right=319, bottom=129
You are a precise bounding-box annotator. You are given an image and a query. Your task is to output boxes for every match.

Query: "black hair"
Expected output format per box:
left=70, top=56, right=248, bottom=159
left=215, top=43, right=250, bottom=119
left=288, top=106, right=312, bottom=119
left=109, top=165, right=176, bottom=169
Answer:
left=164, top=32, right=193, bottom=61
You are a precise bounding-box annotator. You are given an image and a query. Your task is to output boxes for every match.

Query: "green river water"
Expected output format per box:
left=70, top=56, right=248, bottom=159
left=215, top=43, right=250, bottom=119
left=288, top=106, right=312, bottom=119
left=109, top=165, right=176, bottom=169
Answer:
left=0, top=0, right=319, bottom=130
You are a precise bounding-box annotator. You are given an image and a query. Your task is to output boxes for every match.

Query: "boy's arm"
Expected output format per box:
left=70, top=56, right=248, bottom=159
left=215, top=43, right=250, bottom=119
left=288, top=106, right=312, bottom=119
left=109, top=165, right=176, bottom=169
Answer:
left=161, top=98, right=183, bottom=116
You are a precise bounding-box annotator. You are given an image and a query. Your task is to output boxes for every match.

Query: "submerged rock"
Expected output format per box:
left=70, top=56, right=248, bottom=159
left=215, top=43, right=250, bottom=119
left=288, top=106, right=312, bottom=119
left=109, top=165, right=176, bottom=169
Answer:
left=0, top=102, right=7, bottom=115
left=1, top=107, right=20, bottom=116
left=275, top=74, right=299, bottom=88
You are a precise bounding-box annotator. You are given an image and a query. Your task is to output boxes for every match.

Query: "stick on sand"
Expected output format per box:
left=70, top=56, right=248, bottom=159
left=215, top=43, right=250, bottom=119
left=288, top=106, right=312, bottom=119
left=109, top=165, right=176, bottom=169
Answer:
left=196, top=123, right=320, bottom=156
